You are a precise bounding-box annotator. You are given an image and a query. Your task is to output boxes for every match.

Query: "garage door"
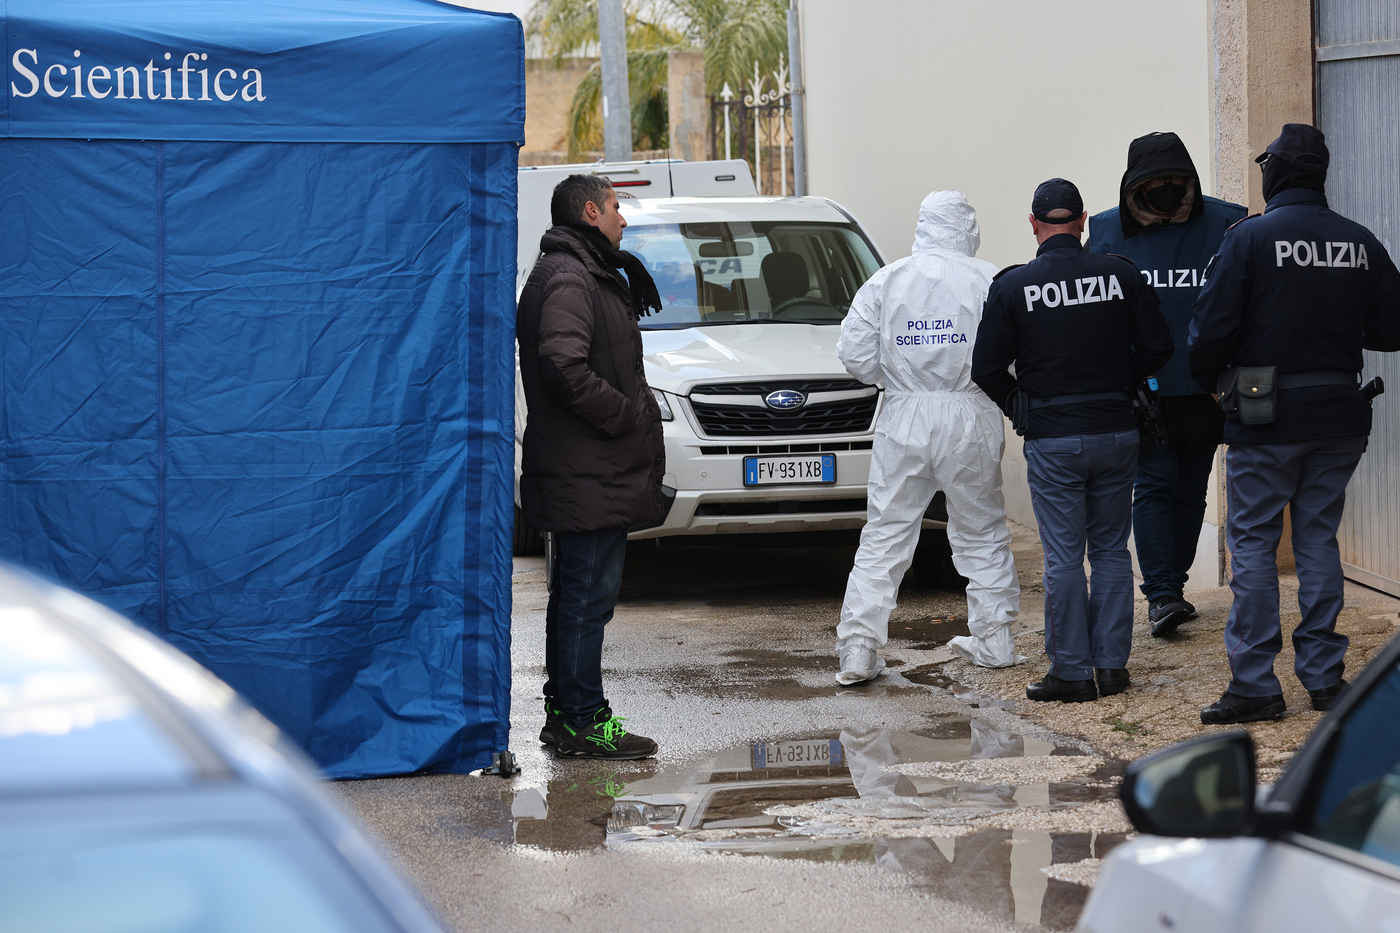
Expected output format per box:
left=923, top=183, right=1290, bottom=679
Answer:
left=1316, top=0, right=1400, bottom=595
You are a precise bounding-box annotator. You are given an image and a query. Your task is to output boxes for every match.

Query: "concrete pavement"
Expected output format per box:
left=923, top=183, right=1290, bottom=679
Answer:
left=332, top=520, right=1400, bottom=931
left=332, top=537, right=1118, bottom=932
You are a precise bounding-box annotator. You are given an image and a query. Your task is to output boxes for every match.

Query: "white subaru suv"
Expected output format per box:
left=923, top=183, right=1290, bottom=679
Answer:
left=514, top=189, right=957, bottom=584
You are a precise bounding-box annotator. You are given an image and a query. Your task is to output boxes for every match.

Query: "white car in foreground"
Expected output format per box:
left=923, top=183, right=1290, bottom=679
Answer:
left=1079, top=633, right=1400, bottom=932
left=0, top=564, right=447, bottom=933
left=514, top=188, right=959, bottom=585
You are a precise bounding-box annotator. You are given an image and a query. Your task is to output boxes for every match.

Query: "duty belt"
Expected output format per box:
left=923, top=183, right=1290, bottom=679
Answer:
left=1027, top=390, right=1130, bottom=410
left=1275, top=369, right=1361, bottom=390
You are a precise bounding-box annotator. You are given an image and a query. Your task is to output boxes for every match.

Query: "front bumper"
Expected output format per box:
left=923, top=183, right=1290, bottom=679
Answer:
left=629, top=399, right=944, bottom=540
left=631, top=436, right=875, bottom=539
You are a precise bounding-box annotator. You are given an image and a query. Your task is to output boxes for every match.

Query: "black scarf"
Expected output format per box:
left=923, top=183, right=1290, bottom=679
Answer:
left=559, top=219, right=663, bottom=318
left=1261, top=156, right=1326, bottom=203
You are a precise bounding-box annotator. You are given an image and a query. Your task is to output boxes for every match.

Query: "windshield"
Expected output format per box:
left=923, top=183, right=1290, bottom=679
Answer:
left=623, top=222, right=882, bottom=329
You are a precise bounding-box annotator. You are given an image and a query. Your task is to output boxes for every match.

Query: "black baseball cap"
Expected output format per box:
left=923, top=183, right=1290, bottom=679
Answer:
left=1032, top=178, right=1084, bottom=223
left=1254, top=123, right=1329, bottom=170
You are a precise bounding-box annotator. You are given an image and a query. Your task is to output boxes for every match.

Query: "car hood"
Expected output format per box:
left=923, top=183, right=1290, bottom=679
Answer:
left=641, top=323, right=848, bottom=393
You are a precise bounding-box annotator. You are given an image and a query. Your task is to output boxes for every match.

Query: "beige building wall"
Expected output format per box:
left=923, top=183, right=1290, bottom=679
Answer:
left=667, top=50, right=709, bottom=162
left=1213, top=0, right=1315, bottom=212
left=522, top=58, right=596, bottom=163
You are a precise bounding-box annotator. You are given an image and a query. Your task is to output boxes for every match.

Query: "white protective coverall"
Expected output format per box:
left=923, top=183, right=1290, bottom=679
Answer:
left=834, top=191, right=1021, bottom=683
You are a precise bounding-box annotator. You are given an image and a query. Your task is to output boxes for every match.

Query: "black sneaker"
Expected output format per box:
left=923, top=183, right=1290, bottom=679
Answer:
left=556, top=710, right=657, bottom=760
left=1026, top=673, right=1097, bottom=703
left=1308, top=680, right=1349, bottom=712
left=1200, top=689, right=1285, bottom=724
left=1148, top=595, right=1193, bottom=638
left=539, top=701, right=566, bottom=747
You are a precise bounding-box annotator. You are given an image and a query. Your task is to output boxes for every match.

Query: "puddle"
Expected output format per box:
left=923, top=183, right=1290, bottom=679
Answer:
left=903, top=665, right=1017, bottom=710
left=506, top=721, right=1126, bottom=929
left=888, top=614, right=971, bottom=648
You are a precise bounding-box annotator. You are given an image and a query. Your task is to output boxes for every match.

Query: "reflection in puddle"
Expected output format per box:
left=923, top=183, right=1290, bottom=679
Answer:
left=506, top=720, right=1125, bottom=929
left=904, top=666, right=1018, bottom=710
left=888, top=615, right=971, bottom=649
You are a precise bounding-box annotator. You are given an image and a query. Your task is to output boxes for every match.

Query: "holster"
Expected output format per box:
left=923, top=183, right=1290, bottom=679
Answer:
left=1217, top=366, right=1277, bottom=425
left=1008, top=388, right=1030, bottom=437
left=1131, top=382, right=1169, bottom=447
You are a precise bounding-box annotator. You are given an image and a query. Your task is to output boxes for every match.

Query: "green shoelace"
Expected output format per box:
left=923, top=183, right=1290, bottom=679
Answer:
left=585, top=715, right=631, bottom=749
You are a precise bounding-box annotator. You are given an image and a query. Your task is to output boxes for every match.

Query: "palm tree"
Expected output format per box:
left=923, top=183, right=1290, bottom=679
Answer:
left=526, top=0, right=788, bottom=159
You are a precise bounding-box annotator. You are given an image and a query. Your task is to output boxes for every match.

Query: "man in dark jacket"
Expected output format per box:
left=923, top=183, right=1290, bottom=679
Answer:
left=1089, top=133, right=1247, bottom=638
left=973, top=178, right=1173, bottom=704
left=516, top=174, right=665, bottom=758
left=1188, top=124, right=1400, bottom=724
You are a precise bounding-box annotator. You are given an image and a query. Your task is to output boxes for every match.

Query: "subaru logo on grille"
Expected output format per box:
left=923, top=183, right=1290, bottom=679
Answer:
left=765, top=389, right=806, bottom=411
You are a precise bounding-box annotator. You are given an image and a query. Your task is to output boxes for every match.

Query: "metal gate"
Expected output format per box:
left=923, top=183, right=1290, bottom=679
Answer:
left=1316, top=0, right=1400, bottom=594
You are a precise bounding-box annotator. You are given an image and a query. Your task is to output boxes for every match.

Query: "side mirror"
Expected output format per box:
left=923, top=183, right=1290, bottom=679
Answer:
left=1121, top=731, right=1256, bottom=838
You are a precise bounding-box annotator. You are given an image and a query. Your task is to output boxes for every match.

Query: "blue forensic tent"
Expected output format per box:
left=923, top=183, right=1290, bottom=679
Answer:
left=0, top=1, right=523, bottom=777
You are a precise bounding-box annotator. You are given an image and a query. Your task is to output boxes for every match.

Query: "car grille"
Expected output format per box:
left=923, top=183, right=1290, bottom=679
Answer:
left=688, top=380, right=878, bottom=438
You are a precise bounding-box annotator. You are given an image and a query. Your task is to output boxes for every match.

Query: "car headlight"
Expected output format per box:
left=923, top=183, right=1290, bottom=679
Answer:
left=608, top=803, right=645, bottom=833
left=607, top=802, right=684, bottom=834
left=652, top=388, right=674, bottom=422
left=642, top=804, right=682, bottom=823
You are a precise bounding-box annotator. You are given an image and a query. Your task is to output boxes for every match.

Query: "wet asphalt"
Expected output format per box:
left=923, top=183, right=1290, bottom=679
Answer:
left=331, top=539, right=1125, bottom=933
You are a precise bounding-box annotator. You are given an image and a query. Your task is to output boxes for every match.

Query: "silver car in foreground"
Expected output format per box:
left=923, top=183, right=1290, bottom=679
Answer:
left=0, top=564, right=446, bottom=933
left=1079, top=631, right=1400, bottom=932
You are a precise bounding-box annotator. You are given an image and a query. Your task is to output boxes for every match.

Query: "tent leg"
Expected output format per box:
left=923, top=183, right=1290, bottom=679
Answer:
left=484, top=750, right=521, bottom=777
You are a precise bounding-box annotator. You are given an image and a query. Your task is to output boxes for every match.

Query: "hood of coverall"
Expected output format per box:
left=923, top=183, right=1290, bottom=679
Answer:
left=1117, top=132, right=1206, bottom=238
left=911, top=190, right=981, bottom=257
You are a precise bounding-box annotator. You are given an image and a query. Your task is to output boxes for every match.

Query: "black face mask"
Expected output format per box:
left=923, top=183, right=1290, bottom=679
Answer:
left=1143, top=181, right=1187, bottom=214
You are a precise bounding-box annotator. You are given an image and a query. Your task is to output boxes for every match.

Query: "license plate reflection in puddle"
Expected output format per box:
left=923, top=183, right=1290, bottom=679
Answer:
left=581, top=723, right=1126, bottom=928
left=752, top=739, right=843, bottom=769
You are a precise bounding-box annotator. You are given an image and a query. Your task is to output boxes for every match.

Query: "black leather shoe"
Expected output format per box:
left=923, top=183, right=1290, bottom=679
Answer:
left=1027, top=674, right=1097, bottom=703
left=1149, top=595, right=1193, bottom=638
left=1096, top=668, right=1130, bottom=697
left=1200, top=690, right=1286, bottom=724
left=1308, top=680, right=1349, bottom=712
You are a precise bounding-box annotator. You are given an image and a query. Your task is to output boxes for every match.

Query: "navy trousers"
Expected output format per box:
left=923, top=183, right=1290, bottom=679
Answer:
left=544, top=526, right=629, bottom=727
left=1133, top=438, right=1218, bottom=600
left=1025, top=430, right=1140, bottom=680
left=1224, top=437, right=1366, bottom=697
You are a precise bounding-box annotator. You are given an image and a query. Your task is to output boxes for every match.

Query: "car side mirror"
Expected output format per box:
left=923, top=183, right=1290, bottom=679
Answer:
left=1121, top=731, right=1256, bottom=838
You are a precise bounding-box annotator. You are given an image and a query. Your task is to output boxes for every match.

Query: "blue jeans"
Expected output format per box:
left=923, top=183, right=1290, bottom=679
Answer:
left=1133, top=439, right=1218, bottom=601
left=544, top=526, right=629, bottom=727
left=1026, top=430, right=1140, bottom=680
left=1225, top=437, right=1365, bottom=696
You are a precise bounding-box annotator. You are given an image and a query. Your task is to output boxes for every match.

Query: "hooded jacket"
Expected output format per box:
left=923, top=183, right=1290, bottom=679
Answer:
left=1088, top=132, right=1246, bottom=397
left=516, top=225, right=666, bottom=533
left=837, top=190, right=998, bottom=395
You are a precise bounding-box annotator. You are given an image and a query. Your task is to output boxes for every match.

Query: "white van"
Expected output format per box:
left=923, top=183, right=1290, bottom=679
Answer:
left=514, top=162, right=958, bottom=585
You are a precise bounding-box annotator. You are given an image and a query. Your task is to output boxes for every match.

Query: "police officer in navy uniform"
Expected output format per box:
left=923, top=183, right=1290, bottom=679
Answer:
left=1089, top=133, right=1247, bottom=637
left=973, top=179, right=1173, bottom=703
left=1189, top=124, right=1400, bottom=724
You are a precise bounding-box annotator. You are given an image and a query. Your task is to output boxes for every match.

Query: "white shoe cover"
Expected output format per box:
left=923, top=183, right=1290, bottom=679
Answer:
left=947, top=628, right=1024, bottom=669
left=836, top=640, right=886, bottom=685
